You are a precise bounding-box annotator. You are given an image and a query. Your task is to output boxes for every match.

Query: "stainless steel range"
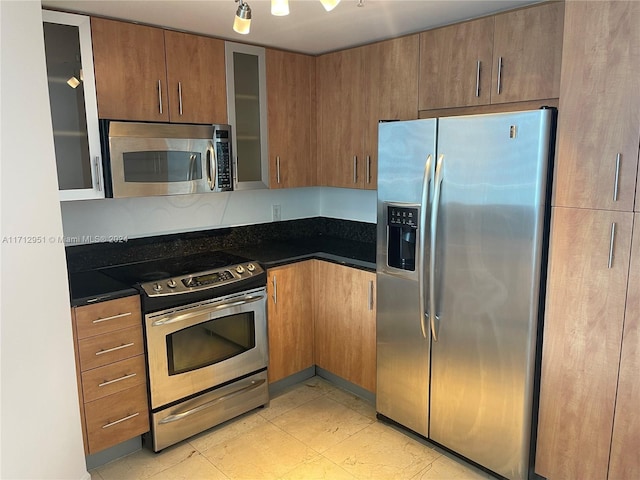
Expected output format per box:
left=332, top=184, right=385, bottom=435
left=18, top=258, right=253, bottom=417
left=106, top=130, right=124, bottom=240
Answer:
left=102, top=251, right=269, bottom=451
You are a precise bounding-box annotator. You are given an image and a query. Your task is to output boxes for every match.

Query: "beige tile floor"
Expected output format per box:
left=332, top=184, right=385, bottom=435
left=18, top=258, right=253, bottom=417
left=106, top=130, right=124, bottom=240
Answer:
left=90, top=377, right=495, bottom=480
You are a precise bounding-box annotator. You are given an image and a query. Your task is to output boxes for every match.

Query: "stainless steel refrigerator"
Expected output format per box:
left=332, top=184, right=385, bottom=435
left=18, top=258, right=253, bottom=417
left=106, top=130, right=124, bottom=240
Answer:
left=376, top=108, right=555, bottom=480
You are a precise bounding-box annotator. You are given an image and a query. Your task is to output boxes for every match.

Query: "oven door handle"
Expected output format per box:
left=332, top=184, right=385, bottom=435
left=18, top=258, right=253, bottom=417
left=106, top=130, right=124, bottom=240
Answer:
left=158, top=378, right=266, bottom=424
left=151, top=293, right=265, bottom=327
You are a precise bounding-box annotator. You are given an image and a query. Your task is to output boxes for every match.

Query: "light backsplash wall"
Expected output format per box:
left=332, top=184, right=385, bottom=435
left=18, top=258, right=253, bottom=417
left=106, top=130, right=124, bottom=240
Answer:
left=60, top=187, right=376, bottom=244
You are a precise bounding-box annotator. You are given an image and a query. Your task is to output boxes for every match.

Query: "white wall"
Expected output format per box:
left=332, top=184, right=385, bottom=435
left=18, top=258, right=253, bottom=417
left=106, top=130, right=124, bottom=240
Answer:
left=0, top=2, right=89, bottom=479
left=60, top=187, right=376, bottom=244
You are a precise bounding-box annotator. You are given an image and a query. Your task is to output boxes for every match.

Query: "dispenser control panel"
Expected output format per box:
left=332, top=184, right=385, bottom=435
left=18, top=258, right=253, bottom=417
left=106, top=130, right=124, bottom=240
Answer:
left=388, top=206, right=418, bottom=228
left=386, top=205, right=419, bottom=272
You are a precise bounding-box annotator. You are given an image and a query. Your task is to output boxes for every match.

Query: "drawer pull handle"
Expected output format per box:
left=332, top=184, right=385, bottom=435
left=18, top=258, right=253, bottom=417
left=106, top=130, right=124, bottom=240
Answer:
left=92, top=312, right=132, bottom=324
left=98, top=373, right=137, bottom=387
left=102, top=412, right=140, bottom=429
left=96, top=342, right=135, bottom=356
left=159, top=378, right=265, bottom=425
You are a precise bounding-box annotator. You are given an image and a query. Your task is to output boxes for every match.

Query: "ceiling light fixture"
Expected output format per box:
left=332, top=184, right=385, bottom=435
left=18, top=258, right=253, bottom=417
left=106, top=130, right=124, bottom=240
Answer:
left=233, top=0, right=252, bottom=35
left=271, top=0, right=289, bottom=16
left=320, top=0, right=341, bottom=12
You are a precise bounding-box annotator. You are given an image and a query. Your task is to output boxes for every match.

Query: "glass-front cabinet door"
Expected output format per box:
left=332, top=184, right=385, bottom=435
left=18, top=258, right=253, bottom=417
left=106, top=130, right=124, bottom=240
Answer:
left=225, top=42, right=269, bottom=190
left=42, top=10, right=103, bottom=201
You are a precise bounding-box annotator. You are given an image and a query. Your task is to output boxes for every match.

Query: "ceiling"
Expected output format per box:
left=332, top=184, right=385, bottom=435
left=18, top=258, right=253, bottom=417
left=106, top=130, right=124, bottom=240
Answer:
left=41, top=0, right=539, bottom=55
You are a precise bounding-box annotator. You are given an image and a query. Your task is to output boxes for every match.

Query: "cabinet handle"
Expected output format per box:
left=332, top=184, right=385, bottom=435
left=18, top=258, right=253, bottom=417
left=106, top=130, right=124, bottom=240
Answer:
left=368, top=280, right=374, bottom=311
left=94, top=156, right=102, bottom=192
left=95, top=342, right=135, bottom=356
left=608, top=223, right=616, bottom=269
left=157, top=80, right=163, bottom=114
left=613, top=153, right=621, bottom=202
left=272, top=275, right=277, bottom=304
left=102, top=412, right=140, bottom=429
left=366, top=155, right=371, bottom=184
left=92, top=311, right=132, bottom=324
left=178, top=82, right=183, bottom=116
left=276, top=156, right=281, bottom=184
left=496, top=57, right=503, bottom=95
left=98, top=372, right=137, bottom=388
left=353, top=156, right=358, bottom=184
left=475, top=60, right=481, bottom=97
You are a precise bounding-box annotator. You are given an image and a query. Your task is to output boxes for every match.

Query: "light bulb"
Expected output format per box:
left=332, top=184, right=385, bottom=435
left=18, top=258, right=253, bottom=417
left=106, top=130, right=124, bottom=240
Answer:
left=233, top=1, right=252, bottom=34
left=319, top=0, right=340, bottom=12
left=271, top=0, right=289, bottom=16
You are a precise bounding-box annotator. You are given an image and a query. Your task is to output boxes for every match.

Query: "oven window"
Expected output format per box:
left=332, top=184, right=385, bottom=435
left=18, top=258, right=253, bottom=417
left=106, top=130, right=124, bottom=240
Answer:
left=123, top=151, right=202, bottom=182
left=166, top=312, right=256, bottom=375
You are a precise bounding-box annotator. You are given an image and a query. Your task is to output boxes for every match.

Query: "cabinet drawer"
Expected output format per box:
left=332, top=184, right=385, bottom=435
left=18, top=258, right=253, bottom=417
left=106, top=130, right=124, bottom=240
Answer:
left=84, top=384, right=149, bottom=454
left=75, top=296, right=141, bottom=339
left=78, top=326, right=144, bottom=371
left=82, top=355, right=147, bottom=403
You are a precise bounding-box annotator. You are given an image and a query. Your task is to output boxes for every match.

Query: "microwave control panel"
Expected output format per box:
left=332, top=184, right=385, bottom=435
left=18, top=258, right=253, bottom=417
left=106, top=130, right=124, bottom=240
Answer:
left=215, top=128, right=232, bottom=191
left=215, top=142, right=232, bottom=191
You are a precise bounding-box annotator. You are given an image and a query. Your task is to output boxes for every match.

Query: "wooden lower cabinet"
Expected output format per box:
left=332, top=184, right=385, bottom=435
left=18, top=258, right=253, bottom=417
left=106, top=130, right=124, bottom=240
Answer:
left=609, top=213, right=640, bottom=478
left=266, top=261, right=315, bottom=383
left=536, top=207, right=634, bottom=479
left=72, top=295, right=149, bottom=455
left=314, top=261, right=376, bottom=393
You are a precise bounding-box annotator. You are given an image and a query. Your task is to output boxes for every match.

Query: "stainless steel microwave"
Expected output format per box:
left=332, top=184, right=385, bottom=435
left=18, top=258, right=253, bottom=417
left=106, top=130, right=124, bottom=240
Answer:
left=101, top=121, right=233, bottom=198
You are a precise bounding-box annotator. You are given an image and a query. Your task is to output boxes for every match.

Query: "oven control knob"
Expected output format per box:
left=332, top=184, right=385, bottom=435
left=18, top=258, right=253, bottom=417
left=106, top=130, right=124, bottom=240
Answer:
left=247, top=263, right=256, bottom=272
left=167, top=279, right=177, bottom=288
left=235, top=265, right=245, bottom=274
left=153, top=282, right=162, bottom=292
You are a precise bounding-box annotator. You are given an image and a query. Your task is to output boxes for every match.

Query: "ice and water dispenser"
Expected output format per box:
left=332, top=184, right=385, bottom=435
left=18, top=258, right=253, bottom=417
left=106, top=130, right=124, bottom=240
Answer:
left=386, top=205, right=418, bottom=271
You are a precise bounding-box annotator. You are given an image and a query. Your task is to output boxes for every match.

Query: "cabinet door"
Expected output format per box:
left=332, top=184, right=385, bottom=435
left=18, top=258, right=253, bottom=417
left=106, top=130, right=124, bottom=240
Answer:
left=266, top=49, right=316, bottom=189
left=43, top=11, right=104, bottom=201
left=317, top=47, right=365, bottom=188
left=225, top=42, right=269, bottom=190
left=553, top=1, right=640, bottom=211
left=91, top=18, right=169, bottom=122
left=266, top=262, right=314, bottom=383
left=364, top=35, right=420, bottom=190
left=314, top=261, right=376, bottom=393
left=536, top=207, right=634, bottom=480
left=418, top=17, right=493, bottom=110
left=164, top=31, right=227, bottom=124
left=491, top=1, right=564, bottom=104
left=609, top=213, right=640, bottom=479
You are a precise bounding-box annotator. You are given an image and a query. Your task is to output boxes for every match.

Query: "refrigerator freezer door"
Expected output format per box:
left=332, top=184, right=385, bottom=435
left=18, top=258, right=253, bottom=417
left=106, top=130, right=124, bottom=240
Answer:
left=428, top=110, right=552, bottom=480
left=376, top=119, right=436, bottom=437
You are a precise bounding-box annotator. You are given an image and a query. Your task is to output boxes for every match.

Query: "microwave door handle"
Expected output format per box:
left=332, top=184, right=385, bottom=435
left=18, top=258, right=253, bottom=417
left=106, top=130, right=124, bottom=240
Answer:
left=206, top=141, right=216, bottom=191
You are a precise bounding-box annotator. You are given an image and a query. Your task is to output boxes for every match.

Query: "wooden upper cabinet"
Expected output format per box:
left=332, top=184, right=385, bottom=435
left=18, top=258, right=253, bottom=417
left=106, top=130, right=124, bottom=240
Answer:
left=536, top=207, right=634, bottom=480
left=364, top=35, right=419, bottom=190
left=609, top=213, right=640, bottom=479
left=91, top=18, right=169, bottom=121
left=318, top=36, right=419, bottom=189
left=317, top=47, right=365, bottom=188
left=266, top=49, right=316, bottom=189
left=164, top=31, right=226, bottom=124
left=491, top=1, right=564, bottom=104
left=553, top=1, right=640, bottom=212
left=418, top=2, right=563, bottom=112
left=419, top=17, right=493, bottom=110
left=91, top=17, right=226, bottom=124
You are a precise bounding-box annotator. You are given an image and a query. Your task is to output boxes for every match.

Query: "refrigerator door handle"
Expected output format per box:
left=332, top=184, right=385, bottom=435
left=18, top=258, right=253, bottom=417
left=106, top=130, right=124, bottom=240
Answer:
left=430, top=154, right=444, bottom=341
left=418, top=154, right=433, bottom=339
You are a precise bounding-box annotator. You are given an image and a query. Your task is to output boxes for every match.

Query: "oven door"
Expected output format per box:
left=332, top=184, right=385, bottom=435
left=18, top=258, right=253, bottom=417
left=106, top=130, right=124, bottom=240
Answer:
left=145, top=287, right=267, bottom=409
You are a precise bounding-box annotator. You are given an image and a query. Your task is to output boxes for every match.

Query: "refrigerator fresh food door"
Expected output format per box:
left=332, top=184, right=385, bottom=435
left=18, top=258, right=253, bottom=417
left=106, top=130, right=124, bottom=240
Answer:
left=376, top=118, right=437, bottom=438
left=429, top=109, right=552, bottom=480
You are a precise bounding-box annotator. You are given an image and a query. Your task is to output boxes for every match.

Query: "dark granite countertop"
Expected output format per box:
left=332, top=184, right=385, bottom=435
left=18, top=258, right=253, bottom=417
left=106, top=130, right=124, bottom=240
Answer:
left=67, top=218, right=376, bottom=306
left=69, top=270, right=139, bottom=307
left=225, top=235, right=376, bottom=271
